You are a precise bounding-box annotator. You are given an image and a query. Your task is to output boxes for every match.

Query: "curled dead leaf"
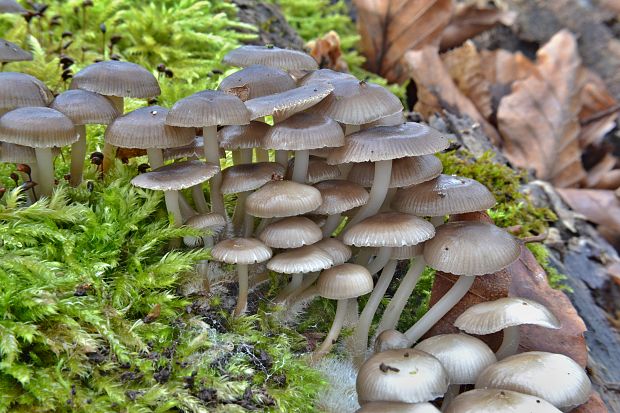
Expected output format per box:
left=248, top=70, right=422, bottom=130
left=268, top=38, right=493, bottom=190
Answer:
left=579, top=69, right=620, bottom=148
left=307, top=30, right=349, bottom=72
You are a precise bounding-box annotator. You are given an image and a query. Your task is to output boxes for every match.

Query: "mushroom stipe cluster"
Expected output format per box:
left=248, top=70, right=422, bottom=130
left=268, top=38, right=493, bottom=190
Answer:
left=0, top=42, right=592, bottom=411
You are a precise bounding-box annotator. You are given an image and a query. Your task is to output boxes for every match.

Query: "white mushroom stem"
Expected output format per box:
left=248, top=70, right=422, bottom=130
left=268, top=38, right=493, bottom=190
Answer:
left=275, top=149, right=288, bottom=167
left=376, top=256, right=426, bottom=333
left=178, top=197, right=197, bottom=222
left=103, top=96, right=124, bottom=173
left=441, top=385, right=460, bottom=411
left=404, top=275, right=476, bottom=346
left=314, top=298, right=350, bottom=358
left=255, top=148, right=270, bottom=162
left=495, top=326, right=520, bottom=360
left=203, top=125, right=226, bottom=216
left=366, top=246, right=392, bottom=275
left=431, top=215, right=445, bottom=227
left=163, top=190, right=183, bottom=227
left=347, top=160, right=392, bottom=227
left=350, top=259, right=397, bottom=365
left=146, top=147, right=164, bottom=169
left=282, top=271, right=320, bottom=303
left=275, top=273, right=304, bottom=302
left=380, top=188, right=397, bottom=212
left=34, top=147, right=55, bottom=197
left=234, top=263, right=249, bottom=316
left=232, top=191, right=249, bottom=235
left=70, top=124, right=87, bottom=186
left=322, top=213, right=342, bottom=237
left=291, top=149, right=309, bottom=183
left=344, top=124, right=360, bottom=136
left=191, top=184, right=209, bottom=214
left=243, top=212, right=255, bottom=238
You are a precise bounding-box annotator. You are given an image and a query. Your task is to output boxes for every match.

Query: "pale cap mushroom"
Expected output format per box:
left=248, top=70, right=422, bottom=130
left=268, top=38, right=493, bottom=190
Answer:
left=221, top=162, right=285, bottom=194
left=258, top=216, right=322, bottom=249
left=0, top=72, right=53, bottom=111
left=356, top=402, right=440, bottom=413
left=165, top=90, right=250, bottom=128
left=445, top=389, right=562, bottom=413
left=244, top=83, right=333, bottom=121
left=313, top=238, right=352, bottom=265
left=267, top=245, right=334, bottom=274
left=313, top=180, right=370, bottom=215
left=223, top=45, right=318, bottom=71
left=219, top=121, right=269, bottom=150
left=343, top=212, right=435, bottom=248
left=374, top=329, right=410, bottom=353
left=286, top=156, right=341, bottom=184
left=348, top=155, right=442, bottom=189
left=245, top=180, right=322, bottom=218
left=218, top=64, right=296, bottom=100
left=0, top=38, right=32, bottom=62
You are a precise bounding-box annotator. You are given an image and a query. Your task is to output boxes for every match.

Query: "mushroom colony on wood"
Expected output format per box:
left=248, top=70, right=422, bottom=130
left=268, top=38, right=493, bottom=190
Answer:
left=0, top=42, right=592, bottom=411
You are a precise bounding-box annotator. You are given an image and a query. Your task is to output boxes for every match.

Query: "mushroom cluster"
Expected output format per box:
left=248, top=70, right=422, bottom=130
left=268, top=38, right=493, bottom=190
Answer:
left=1, top=42, right=592, bottom=410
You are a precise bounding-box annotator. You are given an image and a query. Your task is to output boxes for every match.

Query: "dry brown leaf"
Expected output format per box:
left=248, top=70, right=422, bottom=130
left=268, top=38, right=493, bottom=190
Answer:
left=497, top=30, right=587, bottom=188
left=556, top=188, right=620, bottom=232
left=307, top=30, right=349, bottom=72
left=354, top=0, right=453, bottom=83
left=579, top=69, right=620, bottom=148
left=584, top=153, right=618, bottom=188
left=592, top=169, right=620, bottom=190
left=404, top=46, right=501, bottom=144
left=440, top=3, right=517, bottom=50
left=441, top=40, right=493, bottom=119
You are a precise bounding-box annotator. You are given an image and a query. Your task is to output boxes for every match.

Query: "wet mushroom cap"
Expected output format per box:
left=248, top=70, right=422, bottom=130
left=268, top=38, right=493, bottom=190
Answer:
left=392, top=174, right=497, bottom=216
left=165, top=90, right=250, bottom=127
left=362, top=110, right=405, bottom=129
left=245, top=180, right=322, bottom=218
left=221, top=162, right=285, bottom=194
left=313, top=180, right=370, bottom=215
left=70, top=60, right=161, bottom=98
left=356, top=349, right=449, bottom=404
left=211, top=237, right=272, bottom=265
left=316, top=263, right=373, bottom=299
left=286, top=156, right=341, bottom=183
left=267, top=245, right=334, bottom=274
left=50, top=89, right=120, bottom=125
left=262, top=112, right=344, bottom=150
left=218, top=64, right=296, bottom=100
left=0, top=38, right=32, bottom=62
left=475, top=351, right=591, bottom=411
left=244, top=83, right=333, bottom=121
left=348, top=155, right=443, bottom=189
left=223, top=45, right=318, bottom=71
left=258, top=216, right=322, bottom=249
left=219, top=121, right=270, bottom=150
left=454, top=297, right=561, bottom=335
left=342, top=212, right=435, bottom=247
left=0, top=107, right=77, bottom=147
left=445, top=389, right=562, bottom=413
left=130, top=160, right=219, bottom=191
left=0, top=72, right=53, bottom=110
left=313, top=238, right=352, bottom=265
left=105, top=106, right=195, bottom=149
left=356, top=402, right=440, bottom=413
left=327, top=123, right=449, bottom=165
left=423, top=221, right=521, bottom=276
left=374, top=329, right=410, bottom=353
left=414, top=334, right=497, bottom=384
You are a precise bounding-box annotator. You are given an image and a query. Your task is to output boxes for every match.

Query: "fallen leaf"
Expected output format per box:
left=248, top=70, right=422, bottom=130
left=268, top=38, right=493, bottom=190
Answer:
left=404, top=46, right=501, bottom=144
left=583, top=153, right=618, bottom=188
left=592, top=169, right=620, bottom=190
left=573, top=392, right=610, bottom=413
left=307, top=31, right=349, bottom=72
left=354, top=0, right=453, bottom=83
left=225, top=85, right=251, bottom=101
left=556, top=188, right=620, bottom=233
left=440, top=3, right=517, bottom=50
left=497, top=30, right=587, bottom=187
left=579, top=70, right=619, bottom=148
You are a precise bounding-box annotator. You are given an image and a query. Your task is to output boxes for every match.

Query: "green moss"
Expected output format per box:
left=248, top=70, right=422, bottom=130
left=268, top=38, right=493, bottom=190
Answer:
left=526, top=243, right=572, bottom=292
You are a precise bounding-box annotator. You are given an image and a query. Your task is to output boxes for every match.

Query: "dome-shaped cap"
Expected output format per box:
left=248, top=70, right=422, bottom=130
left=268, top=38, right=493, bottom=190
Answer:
left=445, top=389, right=562, bottom=413
left=0, top=39, right=32, bottom=62
left=423, top=221, right=520, bottom=276
left=313, top=180, right=369, bottom=215
left=0, top=107, right=77, bottom=148
left=327, top=123, right=449, bottom=164
left=455, top=297, right=561, bottom=335
left=356, top=349, right=449, bottom=404
left=245, top=180, right=322, bottom=218
left=392, top=174, right=496, bottom=216
left=308, top=79, right=403, bottom=125
left=166, top=90, right=250, bottom=127
left=219, top=121, right=269, bottom=150
left=316, top=263, right=373, bottom=299
left=262, top=112, right=344, bottom=150
left=475, top=351, right=591, bottom=411
left=356, top=402, right=440, bottom=413
left=51, top=89, right=120, bottom=125
left=374, top=329, right=409, bottom=353
left=298, top=68, right=356, bottom=86
left=163, top=137, right=203, bottom=161
left=286, top=156, right=341, bottom=184
left=349, top=155, right=442, bottom=189
left=414, top=334, right=497, bottom=384
left=105, top=106, right=195, bottom=149
left=0, top=0, right=26, bottom=13
left=0, top=72, right=53, bottom=110
left=223, top=45, right=318, bottom=71
left=313, top=238, right=351, bottom=265
left=343, top=212, right=435, bottom=248
left=245, top=83, right=333, bottom=121
left=258, top=216, right=322, bottom=249
left=184, top=212, right=226, bottom=231
left=218, top=64, right=296, bottom=100
left=221, top=162, right=284, bottom=194
left=70, top=60, right=160, bottom=98
left=211, top=237, right=272, bottom=265
left=267, top=245, right=333, bottom=274
left=131, top=160, right=219, bottom=191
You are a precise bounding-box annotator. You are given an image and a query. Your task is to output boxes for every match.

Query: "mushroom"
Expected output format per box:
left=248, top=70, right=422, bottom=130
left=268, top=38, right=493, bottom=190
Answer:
left=475, top=351, right=591, bottom=411
left=298, top=68, right=356, bottom=86
left=286, top=156, right=341, bottom=184
left=182, top=213, right=226, bottom=248
left=356, top=402, right=440, bottom=413
left=218, top=64, right=296, bottom=100
left=0, top=0, right=27, bottom=13
left=0, top=38, right=32, bottom=64
left=373, top=329, right=409, bottom=353
left=219, top=121, right=269, bottom=164
left=445, top=389, right=562, bottom=413
left=454, top=297, right=561, bottom=359
left=313, top=180, right=370, bottom=237
left=223, top=45, right=319, bottom=72
left=0, top=72, right=53, bottom=115
left=210, top=237, right=272, bottom=316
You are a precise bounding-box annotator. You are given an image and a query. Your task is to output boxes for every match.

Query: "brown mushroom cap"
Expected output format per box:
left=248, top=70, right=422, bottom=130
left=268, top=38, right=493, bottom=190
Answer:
left=105, top=106, right=195, bottom=149
left=392, top=174, right=497, bottom=216
left=313, top=238, right=352, bottom=265
left=342, top=212, right=435, bottom=247
left=0, top=72, right=53, bottom=111
left=70, top=60, right=161, bottom=98
left=219, top=121, right=269, bottom=150
left=286, top=156, right=341, bottom=184
left=0, top=107, right=77, bottom=147
left=313, top=180, right=370, bottom=215
left=267, top=245, right=334, bottom=274
left=0, top=38, right=32, bottom=62
left=50, top=90, right=120, bottom=125
left=166, top=90, right=250, bottom=127
left=244, top=83, right=333, bottom=121
left=356, top=349, right=449, bottom=404
left=245, top=180, right=322, bottom=218
left=211, top=237, right=272, bottom=265
left=316, top=263, right=373, bottom=299
left=423, top=221, right=520, bottom=276
left=262, top=112, right=344, bottom=150
left=221, top=162, right=285, bottom=194
left=348, top=155, right=442, bottom=189
left=445, top=389, right=562, bottom=413
left=223, top=45, right=318, bottom=71
left=130, top=160, right=219, bottom=191
left=327, top=123, right=449, bottom=165
left=218, top=64, right=296, bottom=100
left=258, top=216, right=322, bottom=249
left=356, top=402, right=440, bottom=413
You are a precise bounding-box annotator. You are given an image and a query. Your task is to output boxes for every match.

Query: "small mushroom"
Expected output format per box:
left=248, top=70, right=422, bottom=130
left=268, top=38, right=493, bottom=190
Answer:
left=445, top=389, right=562, bottom=413
left=355, top=402, right=440, bottom=413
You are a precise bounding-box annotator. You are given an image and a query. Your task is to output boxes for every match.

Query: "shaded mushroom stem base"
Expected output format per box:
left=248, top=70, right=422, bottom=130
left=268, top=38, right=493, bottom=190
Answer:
left=102, top=96, right=124, bottom=173
left=404, top=275, right=476, bottom=346
left=203, top=126, right=226, bottom=216
left=275, top=150, right=288, bottom=167
left=376, top=256, right=426, bottom=333
left=441, top=384, right=460, bottom=412
left=232, top=191, right=249, bottom=235
left=234, top=263, right=249, bottom=316
left=255, top=148, right=270, bottom=162
left=347, top=159, right=392, bottom=227
left=431, top=215, right=445, bottom=227
left=379, top=188, right=397, bottom=212
left=275, top=273, right=304, bottom=302
left=366, top=246, right=392, bottom=276
left=314, top=298, right=350, bottom=359
left=495, top=325, right=520, bottom=360
left=34, top=147, right=55, bottom=197
left=191, top=184, right=209, bottom=214
left=322, top=213, right=342, bottom=237
left=291, top=149, right=309, bottom=183
left=350, top=259, right=398, bottom=366
left=70, top=125, right=87, bottom=187
left=282, top=271, right=319, bottom=303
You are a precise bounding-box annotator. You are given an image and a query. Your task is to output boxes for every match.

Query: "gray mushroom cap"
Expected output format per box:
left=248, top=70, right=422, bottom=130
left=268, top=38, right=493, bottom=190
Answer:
left=244, top=83, right=333, bottom=121
left=131, top=160, right=219, bottom=191
left=342, top=212, right=435, bottom=248
left=51, top=89, right=120, bottom=125
left=245, top=180, right=322, bottom=218
left=316, top=263, right=373, bottom=300
left=0, top=38, right=32, bottom=62
left=211, top=237, right=272, bottom=265
left=218, top=64, right=296, bottom=100
left=70, top=60, right=160, bottom=98
left=0, top=72, right=53, bottom=111
left=267, top=245, right=334, bottom=274
left=223, top=45, right=318, bottom=71
left=166, top=90, right=250, bottom=127
left=0, top=107, right=77, bottom=148
left=258, top=216, right=322, bottom=249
